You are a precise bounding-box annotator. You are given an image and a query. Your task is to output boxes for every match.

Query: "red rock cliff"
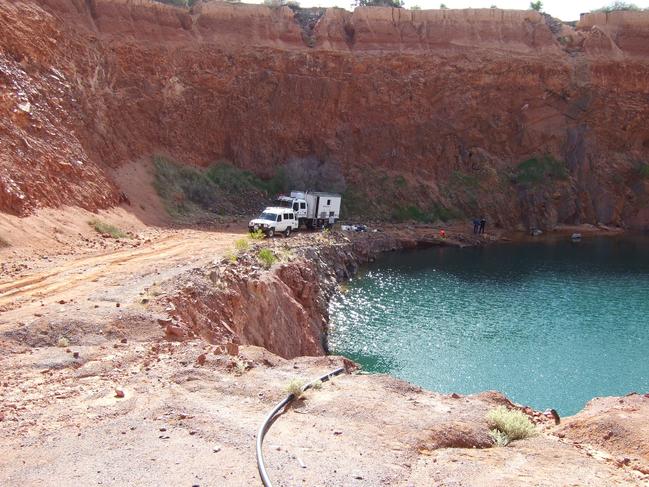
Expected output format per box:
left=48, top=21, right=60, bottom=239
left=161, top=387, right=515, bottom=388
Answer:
left=1, top=0, right=649, bottom=230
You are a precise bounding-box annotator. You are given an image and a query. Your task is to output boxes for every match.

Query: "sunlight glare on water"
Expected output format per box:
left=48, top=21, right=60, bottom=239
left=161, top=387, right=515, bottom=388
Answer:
left=329, top=236, right=649, bottom=415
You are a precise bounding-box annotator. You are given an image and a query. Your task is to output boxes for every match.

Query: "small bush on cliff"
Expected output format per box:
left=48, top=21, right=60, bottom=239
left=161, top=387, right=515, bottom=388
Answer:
left=89, top=220, right=127, bottom=239
left=450, top=171, right=480, bottom=189
left=487, top=406, right=537, bottom=445
left=529, top=1, right=543, bottom=12
left=258, top=248, right=278, bottom=269
left=513, top=156, right=568, bottom=186
left=636, top=162, right=649, bottom=179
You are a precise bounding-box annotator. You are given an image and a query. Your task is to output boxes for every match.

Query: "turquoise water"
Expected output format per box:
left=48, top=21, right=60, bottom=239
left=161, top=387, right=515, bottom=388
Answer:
left=329, top=236, right=649, bottom=416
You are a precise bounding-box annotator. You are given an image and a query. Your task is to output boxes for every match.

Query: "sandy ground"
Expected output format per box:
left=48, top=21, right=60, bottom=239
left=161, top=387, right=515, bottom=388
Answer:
left=1, top=339, right=646, bottom=487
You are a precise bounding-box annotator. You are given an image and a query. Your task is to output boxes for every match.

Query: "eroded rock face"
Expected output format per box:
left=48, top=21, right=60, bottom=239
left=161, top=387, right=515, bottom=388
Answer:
left=1, top=1, right=649, bottom=230
left=165, top=258, right=330, bottom=359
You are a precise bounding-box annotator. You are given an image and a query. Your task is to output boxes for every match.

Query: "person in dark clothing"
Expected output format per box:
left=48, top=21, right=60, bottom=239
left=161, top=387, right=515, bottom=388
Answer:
left=473, top=218, right=480, bottom=234
left=479, top=217, right=486, bottom=234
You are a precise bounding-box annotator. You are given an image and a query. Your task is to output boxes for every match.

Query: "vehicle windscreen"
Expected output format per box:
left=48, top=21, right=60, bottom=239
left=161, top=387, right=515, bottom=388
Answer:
left=259, top=212, right=277, bottom=221
left=275, top=200, right=293, bottom=208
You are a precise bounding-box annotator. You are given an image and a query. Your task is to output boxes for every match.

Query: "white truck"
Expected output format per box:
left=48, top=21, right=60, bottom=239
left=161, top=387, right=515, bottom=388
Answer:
left=275, top=191, right=342, bottom=229
left=248, top=207, right=299, bottom=237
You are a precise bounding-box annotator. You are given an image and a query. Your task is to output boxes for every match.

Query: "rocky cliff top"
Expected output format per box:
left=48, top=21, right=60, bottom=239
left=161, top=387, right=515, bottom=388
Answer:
left=38, top=0, right=649, bottom=56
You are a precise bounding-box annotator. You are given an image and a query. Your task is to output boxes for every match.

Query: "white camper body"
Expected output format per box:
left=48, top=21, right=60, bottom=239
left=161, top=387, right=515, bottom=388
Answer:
left=275, top=191, right=342, bottom=229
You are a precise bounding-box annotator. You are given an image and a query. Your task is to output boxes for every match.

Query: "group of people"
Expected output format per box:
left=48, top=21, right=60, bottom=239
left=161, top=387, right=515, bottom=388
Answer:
left=473, top=217, right=487, bottom=235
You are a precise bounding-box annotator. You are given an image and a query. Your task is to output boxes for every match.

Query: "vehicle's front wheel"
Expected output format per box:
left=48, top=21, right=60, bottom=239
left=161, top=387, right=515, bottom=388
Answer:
left=284, top=227, right=291, bottom=238
left=266, top=228, right=274, bottom=238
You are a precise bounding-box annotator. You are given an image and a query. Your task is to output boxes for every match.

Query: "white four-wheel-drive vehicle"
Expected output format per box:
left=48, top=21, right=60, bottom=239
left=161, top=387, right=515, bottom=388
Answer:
left=248, top=207, right=299, bottom=237
left=275, top=191, right=342, bottom=229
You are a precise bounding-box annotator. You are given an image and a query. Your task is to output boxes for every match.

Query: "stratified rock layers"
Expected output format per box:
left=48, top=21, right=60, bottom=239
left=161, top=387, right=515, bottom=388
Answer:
left=1, top=1, right=649, bottom=229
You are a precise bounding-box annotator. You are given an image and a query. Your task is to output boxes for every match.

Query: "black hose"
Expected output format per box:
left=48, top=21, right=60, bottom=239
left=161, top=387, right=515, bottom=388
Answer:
left=256, top=366, right=346, bottom=487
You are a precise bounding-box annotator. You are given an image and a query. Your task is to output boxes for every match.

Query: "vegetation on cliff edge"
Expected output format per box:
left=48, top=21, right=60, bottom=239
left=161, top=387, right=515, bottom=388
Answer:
left=592, top=1, right=649, bottom=12
left=513, top=155, right=569, bottom=187
left=88, top=220, right=128, bottom=239
left=487, top=406, right=538, bottom=446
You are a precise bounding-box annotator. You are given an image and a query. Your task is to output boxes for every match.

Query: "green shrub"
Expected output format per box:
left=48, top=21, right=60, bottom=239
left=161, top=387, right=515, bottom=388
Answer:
left=513, top=156, right=568, bottom=186
left=284, top=378, right=306, bottom=399
left=258, top=248, right=277, bottom=269
left=450, top=171, right=480, bottom=189
left=636, top=162, right=649, bottom=179
left=592, top=1, right=642, bottom=13
left=529, top=0, right=542, bottom=11
left=392, top=205, right=430, bottom=222
left=486, top=406, right=537, bottom=444
left=249, top=229, right=266, bottom=240
left=153, top=156, right=220, bottom=215
left=205, top=162, right=266, bottom=194
left=234, top=238, right=250, bottom=253
left=489, top=428, right=510, bottom=447
left=88, top=220, right=127, bottom=238
left=432, top=203, right=463, bottom=222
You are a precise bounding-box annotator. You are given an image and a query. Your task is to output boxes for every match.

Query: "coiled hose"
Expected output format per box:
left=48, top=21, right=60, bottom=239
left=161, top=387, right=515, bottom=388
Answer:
left=256, top=366, right=346, bottom=487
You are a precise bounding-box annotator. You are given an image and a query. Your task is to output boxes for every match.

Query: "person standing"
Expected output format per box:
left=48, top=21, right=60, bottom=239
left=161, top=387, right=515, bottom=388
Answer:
left=473, top=218, right=480, bottom=234
left=479, top=217, right=486, bottom=234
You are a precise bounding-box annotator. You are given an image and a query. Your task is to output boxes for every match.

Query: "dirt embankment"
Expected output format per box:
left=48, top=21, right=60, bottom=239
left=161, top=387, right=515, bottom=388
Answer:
left=2, top=1, right=649, bottom=230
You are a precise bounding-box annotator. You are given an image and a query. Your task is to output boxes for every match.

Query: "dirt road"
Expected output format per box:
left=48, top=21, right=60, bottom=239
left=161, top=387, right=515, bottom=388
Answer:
left=0, top=227, right=242, bottom=334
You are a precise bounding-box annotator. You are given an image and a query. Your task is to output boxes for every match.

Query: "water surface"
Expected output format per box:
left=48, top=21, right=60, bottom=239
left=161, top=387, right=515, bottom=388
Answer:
left=329, top=236, right=649, bottom=415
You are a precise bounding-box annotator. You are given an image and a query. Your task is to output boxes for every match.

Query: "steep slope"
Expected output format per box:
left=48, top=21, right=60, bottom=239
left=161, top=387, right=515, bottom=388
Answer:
left=1, top=0, right=649, bottom=230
